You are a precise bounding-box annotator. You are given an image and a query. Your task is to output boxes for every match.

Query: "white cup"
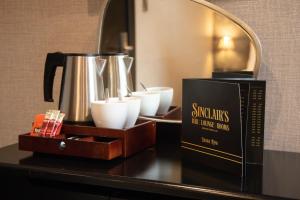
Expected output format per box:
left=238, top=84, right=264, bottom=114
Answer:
left=123, top=97, right=141, bottom=128
left=91, top=100, right=128, bottom=129
left=132, top=91, right=160, bottom=116
left=147, top=87, right=173, bottom=115
left=109, top=97, right=141, bottom=129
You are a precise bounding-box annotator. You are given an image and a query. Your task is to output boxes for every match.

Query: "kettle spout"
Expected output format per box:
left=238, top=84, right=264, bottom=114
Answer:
left=96, top=58, right=107, bottom=76
left=123, top=57, right=134, bottom=74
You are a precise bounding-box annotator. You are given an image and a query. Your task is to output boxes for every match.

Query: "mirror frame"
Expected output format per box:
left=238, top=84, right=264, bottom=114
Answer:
left=97, top=0, right=262, bottom=124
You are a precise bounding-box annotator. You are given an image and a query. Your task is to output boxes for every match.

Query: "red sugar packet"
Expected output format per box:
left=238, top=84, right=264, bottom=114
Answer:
left=30, top=114, right=45, bottom=136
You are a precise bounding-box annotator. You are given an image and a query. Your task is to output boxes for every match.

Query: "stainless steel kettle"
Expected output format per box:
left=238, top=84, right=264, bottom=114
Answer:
left=100, top=53, right=134, bottom=98
left=43, top=52, right=106, bottom=122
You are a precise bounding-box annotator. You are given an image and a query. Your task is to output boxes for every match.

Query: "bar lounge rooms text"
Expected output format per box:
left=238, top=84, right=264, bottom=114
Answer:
left=191, top=103, right=230, bottom=132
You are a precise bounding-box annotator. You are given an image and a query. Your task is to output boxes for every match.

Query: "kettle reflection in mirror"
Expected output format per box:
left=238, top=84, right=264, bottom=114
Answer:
left=100, top=52, right=134, bottom=99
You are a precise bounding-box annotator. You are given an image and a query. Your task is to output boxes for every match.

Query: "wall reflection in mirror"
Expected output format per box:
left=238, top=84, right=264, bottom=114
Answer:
left=101, top=0, right=260, bottom=119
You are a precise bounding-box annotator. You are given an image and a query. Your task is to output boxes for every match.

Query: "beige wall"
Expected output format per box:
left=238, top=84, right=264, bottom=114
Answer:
left=208, top=0, right=300, bottom=153
left=0, top=0, right=104, bottom=148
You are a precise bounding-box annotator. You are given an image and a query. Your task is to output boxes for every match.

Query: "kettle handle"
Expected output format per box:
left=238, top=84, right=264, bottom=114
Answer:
left=44, top=52, right=65, bottom=102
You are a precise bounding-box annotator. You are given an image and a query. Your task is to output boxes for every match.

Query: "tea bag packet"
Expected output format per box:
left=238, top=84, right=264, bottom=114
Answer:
left=40, top=110, right=53, bottom=136
left=51, top=113, right=65, bottom=136
left=45, top=110, right=60, bottom=136
left=31, top=110, right=65, bottom=137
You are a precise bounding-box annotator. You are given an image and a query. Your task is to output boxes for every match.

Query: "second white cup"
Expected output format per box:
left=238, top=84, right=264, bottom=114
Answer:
left=147, top=87, right=173, bottom=115
left=107, top=97, right=141, bottom=129
left=132, top=91, right=160, bottom=116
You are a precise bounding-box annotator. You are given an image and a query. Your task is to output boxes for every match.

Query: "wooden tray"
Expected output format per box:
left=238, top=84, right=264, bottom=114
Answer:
left=19, top=119, right=156, bottom=160
left=154, top=106, right=181, bottom=120
left=140, top=106, right=181, bottom=121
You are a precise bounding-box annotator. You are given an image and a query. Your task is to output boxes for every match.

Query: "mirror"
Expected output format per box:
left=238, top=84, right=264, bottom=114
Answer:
left=100, top=0, right=262, bottom=123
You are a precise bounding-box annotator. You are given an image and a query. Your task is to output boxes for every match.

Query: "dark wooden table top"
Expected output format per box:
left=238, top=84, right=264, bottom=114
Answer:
left=0, top=143, right=299, bottom=199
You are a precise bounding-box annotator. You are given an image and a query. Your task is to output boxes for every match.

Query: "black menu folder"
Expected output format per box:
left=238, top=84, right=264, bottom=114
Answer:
left=181, top=79, right=266, bottom=176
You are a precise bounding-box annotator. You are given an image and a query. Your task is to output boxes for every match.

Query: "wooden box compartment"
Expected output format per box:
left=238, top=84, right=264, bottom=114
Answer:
left=19, top=134, right=122, bottom=160
left=19, top=119, right=156, bottom=160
